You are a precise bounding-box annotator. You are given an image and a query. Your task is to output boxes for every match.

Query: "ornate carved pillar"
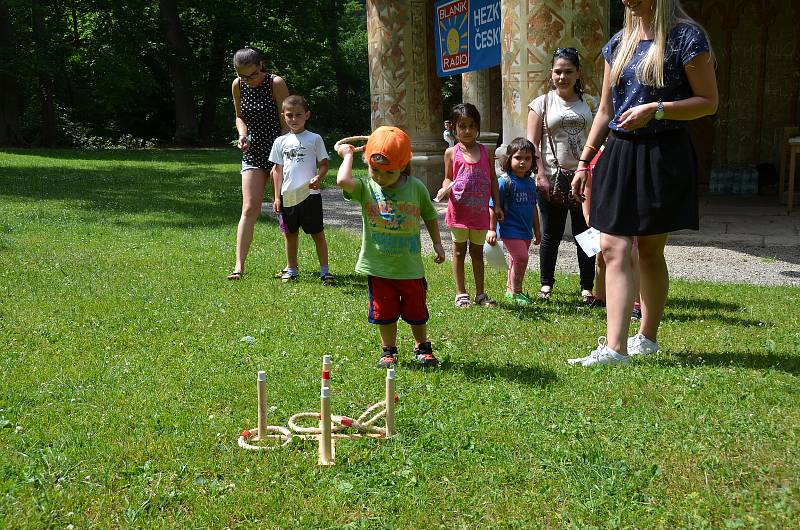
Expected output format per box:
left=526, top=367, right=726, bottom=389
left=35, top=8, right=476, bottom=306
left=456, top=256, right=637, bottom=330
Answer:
left=366, top=0, right=444, bottom=195
left=462, top=65, right=502, bottom=146
left=500, top=0, right=607, bottom=146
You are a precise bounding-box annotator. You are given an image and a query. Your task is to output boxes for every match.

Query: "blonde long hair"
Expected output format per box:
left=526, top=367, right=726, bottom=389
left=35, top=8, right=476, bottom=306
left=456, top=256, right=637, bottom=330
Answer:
left=610, top=0, right=713, bottom=88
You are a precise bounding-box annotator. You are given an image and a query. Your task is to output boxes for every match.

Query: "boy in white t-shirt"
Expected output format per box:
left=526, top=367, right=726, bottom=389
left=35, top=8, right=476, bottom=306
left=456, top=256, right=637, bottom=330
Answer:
left=269, top=95, right=333, bottom=284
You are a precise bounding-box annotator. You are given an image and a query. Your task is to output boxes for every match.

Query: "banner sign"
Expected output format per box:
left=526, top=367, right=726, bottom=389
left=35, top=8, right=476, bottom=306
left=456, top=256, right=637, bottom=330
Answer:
left=434, top=0, right=501, bottom=77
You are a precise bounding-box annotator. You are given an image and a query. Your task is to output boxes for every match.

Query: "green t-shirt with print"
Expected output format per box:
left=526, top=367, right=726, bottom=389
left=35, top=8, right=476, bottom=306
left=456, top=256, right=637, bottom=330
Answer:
left=343, top=176, right=438, bottom=280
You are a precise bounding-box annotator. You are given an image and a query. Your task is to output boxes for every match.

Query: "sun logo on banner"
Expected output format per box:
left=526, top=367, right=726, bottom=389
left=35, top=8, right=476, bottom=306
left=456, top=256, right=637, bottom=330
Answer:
left=437, top=0, right=469, bottom=73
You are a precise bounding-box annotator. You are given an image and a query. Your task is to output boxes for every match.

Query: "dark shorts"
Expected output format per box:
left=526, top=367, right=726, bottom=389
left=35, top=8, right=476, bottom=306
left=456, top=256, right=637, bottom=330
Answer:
left=590, top=128, right=699, bottom=236
left=279, top=194, right=324, bottom=235
left=367, top=276, right=429, bottom=325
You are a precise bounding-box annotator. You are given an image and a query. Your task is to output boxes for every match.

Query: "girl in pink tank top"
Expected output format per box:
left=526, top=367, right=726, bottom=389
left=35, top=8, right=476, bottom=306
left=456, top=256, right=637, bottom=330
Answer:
left=445, top=142, right=492, bottom=229
left=438, top=103, right=503, bottom=308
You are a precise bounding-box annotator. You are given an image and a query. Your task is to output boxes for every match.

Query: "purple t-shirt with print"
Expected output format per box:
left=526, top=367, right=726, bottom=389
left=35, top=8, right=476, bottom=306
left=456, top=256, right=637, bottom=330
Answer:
left=602, top=23, right=710, bottom=135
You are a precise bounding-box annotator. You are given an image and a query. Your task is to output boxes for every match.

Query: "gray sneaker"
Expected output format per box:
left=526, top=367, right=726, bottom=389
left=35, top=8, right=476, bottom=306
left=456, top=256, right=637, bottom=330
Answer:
left=627, top=333, right=659, bottom=356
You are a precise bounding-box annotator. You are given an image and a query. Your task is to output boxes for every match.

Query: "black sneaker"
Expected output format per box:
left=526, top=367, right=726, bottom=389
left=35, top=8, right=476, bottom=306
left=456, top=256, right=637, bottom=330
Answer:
left=376, top=346, right=398, bottom=369
left=631, top=302, right=642, bottom=320
left=413, top=341, right=439, bottom=368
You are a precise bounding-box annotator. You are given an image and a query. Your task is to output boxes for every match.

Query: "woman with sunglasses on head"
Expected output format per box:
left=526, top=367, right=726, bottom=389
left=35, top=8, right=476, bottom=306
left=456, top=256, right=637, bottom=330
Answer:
left=526, top=47, right=598, bottom=305
left=227, top=47, right=290, bottom=280
left=567, top=0, right=718, bottom=367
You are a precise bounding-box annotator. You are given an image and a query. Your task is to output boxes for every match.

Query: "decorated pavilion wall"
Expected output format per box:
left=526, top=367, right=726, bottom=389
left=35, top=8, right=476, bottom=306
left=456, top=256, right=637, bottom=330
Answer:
left=687, top=0, right=800, bottom=171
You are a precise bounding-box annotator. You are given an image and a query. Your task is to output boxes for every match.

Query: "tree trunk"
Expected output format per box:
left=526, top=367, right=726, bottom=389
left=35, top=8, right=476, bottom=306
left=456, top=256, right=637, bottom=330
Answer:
left=326, top=0, right=349, bottom=128
left=0, top=3, right=25, bottom=145
left=159, top=0, right=199, bottom=145
left=31, top=0, right=57, bottom=146
left=199, top=24, right=226, bottom=145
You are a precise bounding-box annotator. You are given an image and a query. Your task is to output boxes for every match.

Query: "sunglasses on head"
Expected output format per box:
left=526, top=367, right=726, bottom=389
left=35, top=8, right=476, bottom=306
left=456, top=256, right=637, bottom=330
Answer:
left=553, top=47, right=579, bottom=56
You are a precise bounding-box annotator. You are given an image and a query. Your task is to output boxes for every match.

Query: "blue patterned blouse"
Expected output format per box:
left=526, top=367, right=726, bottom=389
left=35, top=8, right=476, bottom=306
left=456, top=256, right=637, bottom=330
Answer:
left=602, top=23, right=710, bottom=135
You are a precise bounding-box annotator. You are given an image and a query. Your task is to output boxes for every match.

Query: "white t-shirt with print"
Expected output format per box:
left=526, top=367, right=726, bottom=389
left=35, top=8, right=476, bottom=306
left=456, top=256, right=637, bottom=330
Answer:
left=529, top=92, right=597, bottom=178
left=269, top=130, right=329, bottom=208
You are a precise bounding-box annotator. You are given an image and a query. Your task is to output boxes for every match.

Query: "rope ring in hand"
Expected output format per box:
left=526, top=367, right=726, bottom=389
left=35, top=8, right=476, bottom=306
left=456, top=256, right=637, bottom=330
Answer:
left=334, top=135, right=370, bottom=153
left=238, top=425, right=293, bottom=451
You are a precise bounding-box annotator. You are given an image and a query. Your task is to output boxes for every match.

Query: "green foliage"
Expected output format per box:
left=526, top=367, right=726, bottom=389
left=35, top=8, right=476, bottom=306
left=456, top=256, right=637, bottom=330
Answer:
left=2, top=0, right=371, bottom=146
left=0, top=149, right=799, bottom=527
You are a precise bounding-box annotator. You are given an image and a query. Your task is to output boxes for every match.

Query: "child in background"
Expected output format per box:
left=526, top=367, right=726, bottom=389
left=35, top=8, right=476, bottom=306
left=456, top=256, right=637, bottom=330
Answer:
left=486, top=138, right=541, bottom=305
left=269, top=95, right=333, bottom=284
left=438, top=103, right=503, bottom=308
left=443, top=120, right=456, bottom=147
left=335, top=126, right=446, bottom=368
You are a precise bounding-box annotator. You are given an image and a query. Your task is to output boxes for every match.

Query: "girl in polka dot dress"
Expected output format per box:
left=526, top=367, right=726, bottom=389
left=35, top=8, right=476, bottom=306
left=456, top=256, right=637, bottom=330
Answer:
left=228, top=47, right=289, bottom=279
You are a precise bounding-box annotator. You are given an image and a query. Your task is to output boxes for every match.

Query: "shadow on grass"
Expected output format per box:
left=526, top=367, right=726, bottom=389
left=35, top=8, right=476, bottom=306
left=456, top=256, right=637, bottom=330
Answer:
left=666, top=296, right=740, bottom=312
left=527, top=296, right=763, bottom=328
left=647, top=350, right=799, bottom=374
left=663, top=312, right=764, bottom=327
left=329, top=273, right=369, bottom=297
left=439, top=358, right=558, bottom=387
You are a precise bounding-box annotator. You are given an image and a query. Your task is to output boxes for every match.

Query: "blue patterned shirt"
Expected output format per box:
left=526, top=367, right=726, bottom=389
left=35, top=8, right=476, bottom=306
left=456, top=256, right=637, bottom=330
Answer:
left=602, top=23, right=710, bottom=135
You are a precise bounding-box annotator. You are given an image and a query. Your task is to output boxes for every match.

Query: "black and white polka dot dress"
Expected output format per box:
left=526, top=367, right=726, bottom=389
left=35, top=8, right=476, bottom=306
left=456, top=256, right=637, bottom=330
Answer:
left=240, top=74, right=281, bottom=170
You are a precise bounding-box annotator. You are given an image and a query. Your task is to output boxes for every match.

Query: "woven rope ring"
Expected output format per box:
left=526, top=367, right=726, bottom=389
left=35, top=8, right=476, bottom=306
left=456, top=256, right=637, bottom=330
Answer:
left=237, top=425, right=293, bottom=451
left=334, top=136, right=370, bottom=153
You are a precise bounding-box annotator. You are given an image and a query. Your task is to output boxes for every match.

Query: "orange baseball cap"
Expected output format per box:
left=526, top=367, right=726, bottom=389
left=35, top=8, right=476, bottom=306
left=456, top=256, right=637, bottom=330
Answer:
left=364, top=126, right=412, bottom=171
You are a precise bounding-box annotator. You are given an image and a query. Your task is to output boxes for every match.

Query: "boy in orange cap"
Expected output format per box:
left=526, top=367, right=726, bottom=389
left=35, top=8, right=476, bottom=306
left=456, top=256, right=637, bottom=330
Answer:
left=335, top=126, right=446, bottom=368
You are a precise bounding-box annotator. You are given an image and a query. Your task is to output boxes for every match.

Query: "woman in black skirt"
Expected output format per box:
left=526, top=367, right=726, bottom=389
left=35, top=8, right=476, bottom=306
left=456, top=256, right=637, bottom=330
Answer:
left=567, top=0, right=718, bottom=367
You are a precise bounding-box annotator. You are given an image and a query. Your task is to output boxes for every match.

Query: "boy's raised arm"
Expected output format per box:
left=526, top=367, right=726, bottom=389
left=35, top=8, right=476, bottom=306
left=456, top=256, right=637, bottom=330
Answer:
left=335, top=145, right=357, bottom=194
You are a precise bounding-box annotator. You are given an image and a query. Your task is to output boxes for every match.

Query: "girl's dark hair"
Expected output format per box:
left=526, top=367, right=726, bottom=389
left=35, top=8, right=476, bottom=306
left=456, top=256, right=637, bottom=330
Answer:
left=450, top=103, right=481, bottom=131
left=233, top=46, right=267, bottom=70
left=550, top=47, right=584, bottom=101
left=502, top=137, right=537, bottom=176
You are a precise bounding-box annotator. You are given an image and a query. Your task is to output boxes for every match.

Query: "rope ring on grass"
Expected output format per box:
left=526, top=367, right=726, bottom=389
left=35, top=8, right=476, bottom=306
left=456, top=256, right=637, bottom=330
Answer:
left=334, top=136, right=370, bottom=153
left=288, top=412, right=345, bottom=434
left=237, top=425, right=293, bottom=451
left=288, top=402, right=393, bottom=436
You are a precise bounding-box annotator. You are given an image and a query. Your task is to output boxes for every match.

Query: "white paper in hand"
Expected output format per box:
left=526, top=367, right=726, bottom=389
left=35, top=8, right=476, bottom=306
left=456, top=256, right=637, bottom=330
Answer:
left=434, top=181, right=456, bottom=203
left=575, top=227, right=602, bottom=258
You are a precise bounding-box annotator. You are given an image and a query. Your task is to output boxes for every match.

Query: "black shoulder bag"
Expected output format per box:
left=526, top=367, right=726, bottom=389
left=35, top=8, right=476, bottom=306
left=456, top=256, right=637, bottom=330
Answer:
left=542, top=93, right=580, bottom=209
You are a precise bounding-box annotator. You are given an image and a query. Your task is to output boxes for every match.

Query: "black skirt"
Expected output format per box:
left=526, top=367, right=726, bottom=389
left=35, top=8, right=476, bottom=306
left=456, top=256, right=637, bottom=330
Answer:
left=590, top=128, right=699, bottom=236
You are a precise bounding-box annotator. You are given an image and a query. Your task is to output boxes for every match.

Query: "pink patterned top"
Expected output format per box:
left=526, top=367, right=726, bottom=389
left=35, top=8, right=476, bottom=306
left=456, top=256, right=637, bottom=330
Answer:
left=445, top=143, right=492, bottom=230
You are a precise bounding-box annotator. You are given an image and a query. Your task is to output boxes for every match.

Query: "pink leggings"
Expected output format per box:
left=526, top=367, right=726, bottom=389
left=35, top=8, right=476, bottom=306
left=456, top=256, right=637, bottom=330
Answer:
left=504, top=238, right=531, bottom=293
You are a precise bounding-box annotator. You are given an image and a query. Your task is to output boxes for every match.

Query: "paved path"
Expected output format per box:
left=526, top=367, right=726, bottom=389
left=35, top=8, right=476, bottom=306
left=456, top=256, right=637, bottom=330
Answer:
left=266, top=191, right=800, bottom=287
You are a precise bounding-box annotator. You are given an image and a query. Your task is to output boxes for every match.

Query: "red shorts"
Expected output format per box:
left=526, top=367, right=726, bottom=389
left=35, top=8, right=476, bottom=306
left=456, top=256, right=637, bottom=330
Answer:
left=367, top=276, right=429, bottom=325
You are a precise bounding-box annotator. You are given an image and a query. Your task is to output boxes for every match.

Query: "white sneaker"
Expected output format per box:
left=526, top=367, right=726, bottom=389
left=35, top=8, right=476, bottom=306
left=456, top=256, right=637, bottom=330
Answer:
left=628, top=333, right=659, bottom=356
left=568, top=337, right=630, bottom=367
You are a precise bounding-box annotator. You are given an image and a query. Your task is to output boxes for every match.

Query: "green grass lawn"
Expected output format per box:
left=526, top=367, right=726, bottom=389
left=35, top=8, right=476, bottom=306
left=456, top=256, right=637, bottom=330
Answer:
left=1, top=149, right=798, bottom=528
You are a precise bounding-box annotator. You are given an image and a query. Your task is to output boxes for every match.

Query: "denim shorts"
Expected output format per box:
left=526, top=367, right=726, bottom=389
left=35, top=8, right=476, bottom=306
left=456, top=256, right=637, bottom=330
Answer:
left=241, top=161, right=272, bottom=174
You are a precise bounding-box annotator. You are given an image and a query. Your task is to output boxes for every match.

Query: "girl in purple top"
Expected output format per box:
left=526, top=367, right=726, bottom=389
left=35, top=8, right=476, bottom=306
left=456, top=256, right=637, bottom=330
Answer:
left=438, top=103, right=503, bottom=308
left=568, top=0, right=718, bottom=367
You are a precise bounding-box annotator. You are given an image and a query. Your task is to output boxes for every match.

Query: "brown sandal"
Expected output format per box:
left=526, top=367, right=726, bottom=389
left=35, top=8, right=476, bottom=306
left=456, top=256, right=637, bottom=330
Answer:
left=227, top=271, right=244, bottom=280
left=474, top=293, right=497, bottom=307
